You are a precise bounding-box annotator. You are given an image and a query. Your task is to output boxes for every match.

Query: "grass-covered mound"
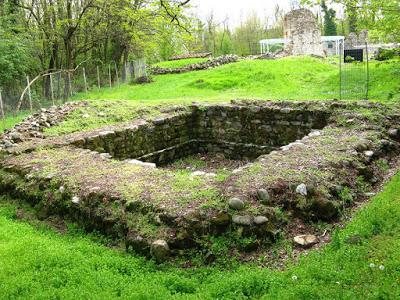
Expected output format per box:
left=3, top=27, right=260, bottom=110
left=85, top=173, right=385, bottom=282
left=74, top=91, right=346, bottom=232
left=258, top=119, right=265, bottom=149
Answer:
left=77, top=57, right=400, bottom=103
left=1, top=57, right=398, bottom=133
left=0, top=171, right=399, bottom=299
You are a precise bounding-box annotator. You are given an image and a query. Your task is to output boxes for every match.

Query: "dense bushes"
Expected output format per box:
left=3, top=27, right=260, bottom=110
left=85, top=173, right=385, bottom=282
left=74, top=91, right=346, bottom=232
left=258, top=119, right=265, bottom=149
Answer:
left=375, top=48, right=400, bottom=61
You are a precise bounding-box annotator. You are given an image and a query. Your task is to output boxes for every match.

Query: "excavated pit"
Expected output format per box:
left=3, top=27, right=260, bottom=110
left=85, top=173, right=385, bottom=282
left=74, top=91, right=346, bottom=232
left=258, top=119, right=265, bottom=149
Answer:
left=73, top=105, right=329, bottom=166
left=3, top=100, right=399, bottom=262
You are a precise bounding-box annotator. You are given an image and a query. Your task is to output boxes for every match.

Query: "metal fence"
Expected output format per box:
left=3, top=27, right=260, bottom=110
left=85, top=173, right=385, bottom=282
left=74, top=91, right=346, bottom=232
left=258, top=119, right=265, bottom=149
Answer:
left=0, top=59, right=147, bottom=126
left=339, top=43, right=370, bottom=100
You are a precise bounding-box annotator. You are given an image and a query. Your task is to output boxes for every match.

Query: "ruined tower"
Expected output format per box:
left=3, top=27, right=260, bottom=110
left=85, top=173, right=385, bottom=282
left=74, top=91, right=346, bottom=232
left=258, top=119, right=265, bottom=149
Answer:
left=283, top=9, right=324, bottom=56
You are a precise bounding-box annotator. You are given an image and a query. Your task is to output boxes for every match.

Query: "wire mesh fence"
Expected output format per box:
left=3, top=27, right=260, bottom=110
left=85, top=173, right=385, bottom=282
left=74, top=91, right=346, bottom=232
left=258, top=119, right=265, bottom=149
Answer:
left=0, top=59, right=148, bottom=130
left=339, top=43, right=370, bottom=100
left=0, top=47, right=374, bottom=132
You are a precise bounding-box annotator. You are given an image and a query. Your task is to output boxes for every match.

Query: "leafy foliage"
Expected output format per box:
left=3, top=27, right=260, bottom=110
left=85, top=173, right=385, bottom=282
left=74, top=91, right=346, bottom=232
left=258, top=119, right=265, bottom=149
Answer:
left=303, top=0, right=400, bottom=42
left=321, top=0, right=337, bottom=36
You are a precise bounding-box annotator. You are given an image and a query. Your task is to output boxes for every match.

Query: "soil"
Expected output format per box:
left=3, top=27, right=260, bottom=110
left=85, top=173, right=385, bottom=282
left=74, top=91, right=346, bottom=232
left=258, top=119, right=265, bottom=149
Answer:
left=162, top=153, right=250, bottom=173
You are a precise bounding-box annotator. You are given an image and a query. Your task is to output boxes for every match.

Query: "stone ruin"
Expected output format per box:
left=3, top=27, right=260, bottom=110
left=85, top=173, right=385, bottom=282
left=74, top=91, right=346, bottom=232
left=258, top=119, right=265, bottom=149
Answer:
left=1, top=100, right=400, bottom=262
left=283, top=9, right=324, bottom=57
left=344, top=30, right=369, bottom=50
left=170, top=52, right=212, bottom=61
left=150, top=55, right=238, bottom=75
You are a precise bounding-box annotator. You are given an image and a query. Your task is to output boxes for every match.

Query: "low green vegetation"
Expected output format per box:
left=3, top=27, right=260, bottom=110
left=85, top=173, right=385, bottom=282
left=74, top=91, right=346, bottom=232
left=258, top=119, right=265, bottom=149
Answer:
left=153, top=57, right=209, bottom=68
left=2, top=57, right=399, bottom=134
left=0, top=111, right=30, bottom=133
left=1, top=172, right=400, bottom=299
left=44, top=100, right=166, bottom=136
left=76, top=57, right=400, bottom=103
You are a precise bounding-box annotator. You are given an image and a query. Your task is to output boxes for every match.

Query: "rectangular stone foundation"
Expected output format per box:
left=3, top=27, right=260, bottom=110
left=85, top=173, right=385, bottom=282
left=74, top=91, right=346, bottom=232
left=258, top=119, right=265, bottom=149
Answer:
left=73, top=104, right=329, bottom=165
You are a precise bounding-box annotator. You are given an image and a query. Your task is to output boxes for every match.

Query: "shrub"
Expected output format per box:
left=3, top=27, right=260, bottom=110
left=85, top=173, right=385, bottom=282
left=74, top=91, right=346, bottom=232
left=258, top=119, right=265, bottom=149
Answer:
left=375, top=48, right=400, bottom=61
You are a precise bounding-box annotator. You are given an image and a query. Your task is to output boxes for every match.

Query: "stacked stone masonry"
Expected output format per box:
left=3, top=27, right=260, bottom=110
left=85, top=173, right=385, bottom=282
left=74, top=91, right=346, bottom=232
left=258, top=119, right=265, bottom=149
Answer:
left=169, top=52, right=212, bottom=61
left=150, top=55, right=239, bottom=75
left=1, top=100, right=400, bottom=261
left=75, top=104, right=328, bottom=165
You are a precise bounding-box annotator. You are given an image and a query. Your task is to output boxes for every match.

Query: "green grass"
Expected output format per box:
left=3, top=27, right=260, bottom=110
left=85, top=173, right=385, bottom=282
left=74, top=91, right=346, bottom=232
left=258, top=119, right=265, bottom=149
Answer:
left=2, top=57, right=399, bottom=133
left=1, top=172, right=400, bottom=299
left=153, top=57, right=209, bottom=68
left=43, top=100, right=165, bottom=136
left=0, top=111, right=30, bottom=133
left=1, top=56, right=400, bottom=298
left=75, top=57, right=400, bottom=103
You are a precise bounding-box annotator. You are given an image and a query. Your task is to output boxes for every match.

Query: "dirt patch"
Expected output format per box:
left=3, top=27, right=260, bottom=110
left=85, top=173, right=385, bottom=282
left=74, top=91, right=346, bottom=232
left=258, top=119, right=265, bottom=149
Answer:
left=162, top=153, right=250, bottom=173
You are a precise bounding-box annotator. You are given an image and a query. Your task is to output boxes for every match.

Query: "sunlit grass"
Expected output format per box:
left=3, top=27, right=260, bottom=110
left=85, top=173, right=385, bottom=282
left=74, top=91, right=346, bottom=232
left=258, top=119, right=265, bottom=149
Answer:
left=0, top=172, right=399, bottom=299
left=74, top=57, right=400, bottom=103
left=0, top=111, right=30, bottom=133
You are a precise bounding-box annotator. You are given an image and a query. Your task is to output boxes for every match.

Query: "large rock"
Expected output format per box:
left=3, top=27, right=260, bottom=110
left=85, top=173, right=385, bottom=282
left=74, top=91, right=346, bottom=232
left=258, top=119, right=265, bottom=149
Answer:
left=228, top=198, right=245, bottom=210
left=256, top=189, right=270, bottom=204
left=293, top=234, right=318, bottom=247
left=150, top=240, right=170, bottom=262
left=310, top=198, right=339, bottom=220
left=10, top=132, right=23, bottom=142
left=388, top=128, right=399, bottom=139
left=232, top=215, right=252, bottom=226
left=254, top=216, right=268, bottom=225
left=296, top=184, right=307, bottom=196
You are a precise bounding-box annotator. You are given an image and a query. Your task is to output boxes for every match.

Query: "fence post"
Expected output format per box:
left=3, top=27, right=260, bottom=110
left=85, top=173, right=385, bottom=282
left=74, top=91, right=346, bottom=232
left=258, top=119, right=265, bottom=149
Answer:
left=26, top=75, right=33, bottom=112
left=57, top=72, right=61, bottom=99
left=68, top=72, right=73, bottom=97
left=49, top=73, right=55, bottom=105
left=365, top=42, right=369, bottom=100
left=83, top=67, right=88, bottom=93
left=129, top=61, right=133, bottom=83
left=0, top=88, right=6, bottom=132
left=121, top=62, right=126, bottom=83
left=124, top=61, right=129, bottom=82
left=97, top=66, right=101, bottom=89
left=339, top=42, right=342, bottom=100
left=114, top=62, right=120, bottom=86
left=108, top=64, right=112, bottom=88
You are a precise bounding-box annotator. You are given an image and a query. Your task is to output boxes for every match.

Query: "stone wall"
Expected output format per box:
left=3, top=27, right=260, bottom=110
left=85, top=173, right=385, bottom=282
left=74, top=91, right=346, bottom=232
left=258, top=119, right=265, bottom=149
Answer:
left=283, top=9, right=324, bottom=56
left=150, top=55, right=239, bottom=75
left=75, top=104, right=329, bottom=165
left=344, top=30, right=369, bottom=50
left=169, top=52, right=212, bottom=61
left=1, top=100, right=400, bottom=261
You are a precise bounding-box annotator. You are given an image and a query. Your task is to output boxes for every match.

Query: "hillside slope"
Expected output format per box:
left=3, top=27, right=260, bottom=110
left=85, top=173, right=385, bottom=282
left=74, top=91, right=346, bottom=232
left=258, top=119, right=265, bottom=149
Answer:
left=76, top=57, right=400, bottom=103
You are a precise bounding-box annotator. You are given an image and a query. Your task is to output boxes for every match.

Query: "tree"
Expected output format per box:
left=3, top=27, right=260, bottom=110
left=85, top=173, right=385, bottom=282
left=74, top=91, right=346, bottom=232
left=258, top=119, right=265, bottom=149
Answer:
left=321, top=0, right=337, bottom=35
left=302, top=0, right=400, bottom=42
left=233, top=11, right=265, bottom=56
left=346, top=4, right=357, bottom=32
left=0, top=1, right=37, bottom=87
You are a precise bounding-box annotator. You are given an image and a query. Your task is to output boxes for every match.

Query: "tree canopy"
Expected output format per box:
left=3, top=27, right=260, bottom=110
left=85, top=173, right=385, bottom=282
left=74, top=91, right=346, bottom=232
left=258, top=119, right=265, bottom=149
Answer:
left=303, top=0, right=400, bottom=42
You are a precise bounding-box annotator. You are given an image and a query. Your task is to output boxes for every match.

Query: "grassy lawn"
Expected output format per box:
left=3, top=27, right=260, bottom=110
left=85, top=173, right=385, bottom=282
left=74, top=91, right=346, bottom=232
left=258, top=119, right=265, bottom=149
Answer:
left=76, top=57, right=400, bottom=103
left=0, top=172, right=399, bottom=299
left=1, top=56, right=400, bottom=299
left=1, top=57, right=399, bottom=133
left=153, top=57, right=210, bottom=68
left=0, top=111, right=31, bottom=133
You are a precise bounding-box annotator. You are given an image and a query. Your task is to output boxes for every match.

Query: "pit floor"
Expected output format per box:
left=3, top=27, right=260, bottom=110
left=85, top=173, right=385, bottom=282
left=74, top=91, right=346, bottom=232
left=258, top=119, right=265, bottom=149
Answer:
left=161, top=153, right=250, bottom=173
